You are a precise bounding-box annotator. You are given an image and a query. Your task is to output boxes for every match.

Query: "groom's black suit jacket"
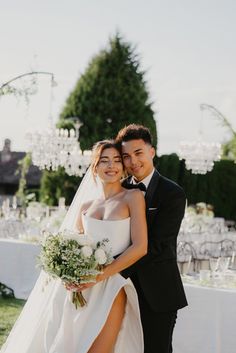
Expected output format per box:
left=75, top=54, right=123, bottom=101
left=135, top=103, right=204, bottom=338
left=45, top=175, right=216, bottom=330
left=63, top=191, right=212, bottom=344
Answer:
left=122, top=169, right=188, bottom=313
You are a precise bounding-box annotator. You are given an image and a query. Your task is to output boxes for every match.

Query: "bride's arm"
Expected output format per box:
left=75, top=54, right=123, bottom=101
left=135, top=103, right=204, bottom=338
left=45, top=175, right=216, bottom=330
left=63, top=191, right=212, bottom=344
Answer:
left=75, top=200, right=93, bottom=233
left=97, top=189, right=147, bottom=282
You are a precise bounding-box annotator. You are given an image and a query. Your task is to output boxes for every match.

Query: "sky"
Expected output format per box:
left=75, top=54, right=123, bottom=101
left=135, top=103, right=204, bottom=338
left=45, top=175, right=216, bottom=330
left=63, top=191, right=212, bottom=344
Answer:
left=0, top=0, right=236, bottom=156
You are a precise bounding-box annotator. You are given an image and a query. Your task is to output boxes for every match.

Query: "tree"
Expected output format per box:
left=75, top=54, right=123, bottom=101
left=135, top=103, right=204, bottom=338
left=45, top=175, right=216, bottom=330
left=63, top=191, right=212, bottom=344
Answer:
left=41, top=33, right=157, bottom=205
left=16, top=153, right=33, bottom=206
left=40, top=168, right=80, bottom=206
left=60, top=33, right=157, bottom=149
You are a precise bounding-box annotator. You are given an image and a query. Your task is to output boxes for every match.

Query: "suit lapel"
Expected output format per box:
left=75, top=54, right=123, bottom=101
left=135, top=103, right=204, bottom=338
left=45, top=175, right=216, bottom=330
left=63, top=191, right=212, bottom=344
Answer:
left=145, top=169, right=160, bottom=206
left=122, top=170, right=161, bottom=225
left=145, top=170, right=161, bottom=226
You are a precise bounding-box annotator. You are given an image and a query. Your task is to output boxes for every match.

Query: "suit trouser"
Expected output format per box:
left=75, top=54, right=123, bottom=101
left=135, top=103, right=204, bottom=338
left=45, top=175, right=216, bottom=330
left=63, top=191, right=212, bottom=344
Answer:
left=131, top=274, right=177, bottom=353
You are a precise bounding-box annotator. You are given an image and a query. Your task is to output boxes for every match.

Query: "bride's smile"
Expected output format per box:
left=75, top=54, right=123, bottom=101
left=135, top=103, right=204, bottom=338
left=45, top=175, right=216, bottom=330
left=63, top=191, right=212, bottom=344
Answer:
left=96, top=147, right=123, bottom=184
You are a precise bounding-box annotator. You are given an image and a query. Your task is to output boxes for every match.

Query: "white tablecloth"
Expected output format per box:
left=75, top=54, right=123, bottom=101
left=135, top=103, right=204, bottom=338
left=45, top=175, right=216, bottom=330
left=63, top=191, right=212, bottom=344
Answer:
left=0, top=239, right=40, bottom=299
left=173, top=283, right=236, bottom=353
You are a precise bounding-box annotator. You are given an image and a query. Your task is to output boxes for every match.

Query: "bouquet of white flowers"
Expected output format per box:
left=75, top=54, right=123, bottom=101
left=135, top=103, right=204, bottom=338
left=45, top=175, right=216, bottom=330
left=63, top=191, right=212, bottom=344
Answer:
left=38, top=230, right=112, bottom=308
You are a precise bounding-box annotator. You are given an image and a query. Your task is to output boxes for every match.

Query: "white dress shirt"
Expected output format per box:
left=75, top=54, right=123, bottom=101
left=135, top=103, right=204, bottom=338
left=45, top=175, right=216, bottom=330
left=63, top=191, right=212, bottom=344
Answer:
left=131, top=168, right=155, bottom=193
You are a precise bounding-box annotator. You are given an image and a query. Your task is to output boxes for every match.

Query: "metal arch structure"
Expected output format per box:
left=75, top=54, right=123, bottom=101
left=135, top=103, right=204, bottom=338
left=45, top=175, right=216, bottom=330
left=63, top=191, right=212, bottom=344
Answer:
left=0, top=71, right=56, bottom=93
left=200, top=103, right=236, bottom=137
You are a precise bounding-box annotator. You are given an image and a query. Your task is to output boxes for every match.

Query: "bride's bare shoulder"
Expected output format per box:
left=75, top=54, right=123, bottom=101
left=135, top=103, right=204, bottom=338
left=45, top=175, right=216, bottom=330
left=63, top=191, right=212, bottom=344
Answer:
left=80, top=200, right=94, bottom=214
left=123, top=189, right=144, bottom=203
left=123, top=189, right=145, bottom=216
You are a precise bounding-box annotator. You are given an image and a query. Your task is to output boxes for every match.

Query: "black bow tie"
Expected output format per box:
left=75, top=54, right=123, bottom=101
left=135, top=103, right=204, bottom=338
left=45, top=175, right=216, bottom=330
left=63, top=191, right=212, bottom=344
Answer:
left=125, top=182, right=146, bottom=192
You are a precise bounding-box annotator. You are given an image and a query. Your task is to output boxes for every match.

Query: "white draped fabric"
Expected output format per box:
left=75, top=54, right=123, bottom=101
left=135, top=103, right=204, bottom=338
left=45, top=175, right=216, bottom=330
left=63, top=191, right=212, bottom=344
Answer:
left=174, top=283, right=236, bottom=353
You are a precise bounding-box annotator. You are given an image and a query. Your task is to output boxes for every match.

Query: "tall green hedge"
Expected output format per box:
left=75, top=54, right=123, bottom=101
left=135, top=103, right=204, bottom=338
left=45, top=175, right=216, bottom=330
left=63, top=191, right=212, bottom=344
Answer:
left=156, top=154, right=236, bottom=221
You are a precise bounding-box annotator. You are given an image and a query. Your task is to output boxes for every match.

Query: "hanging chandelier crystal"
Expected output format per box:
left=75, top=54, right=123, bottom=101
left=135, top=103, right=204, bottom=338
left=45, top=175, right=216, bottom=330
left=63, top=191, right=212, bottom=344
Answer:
left=26, top=124, right=92, bottom=177
left=25, top=75, right=91, bottom=177
left=178, top=140, right=221, bottom=174
left=178, top=105, right=222, bottom=174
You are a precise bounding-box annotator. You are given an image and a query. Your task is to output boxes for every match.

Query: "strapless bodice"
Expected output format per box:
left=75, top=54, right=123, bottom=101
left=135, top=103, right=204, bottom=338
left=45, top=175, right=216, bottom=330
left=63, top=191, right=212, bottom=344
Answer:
left=82, top=214, right=131, bottom=257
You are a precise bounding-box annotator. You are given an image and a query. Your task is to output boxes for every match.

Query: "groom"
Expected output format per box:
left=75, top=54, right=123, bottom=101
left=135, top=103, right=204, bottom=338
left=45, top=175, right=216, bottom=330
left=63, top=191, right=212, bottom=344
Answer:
left=116, top=124, right=187, bottom=353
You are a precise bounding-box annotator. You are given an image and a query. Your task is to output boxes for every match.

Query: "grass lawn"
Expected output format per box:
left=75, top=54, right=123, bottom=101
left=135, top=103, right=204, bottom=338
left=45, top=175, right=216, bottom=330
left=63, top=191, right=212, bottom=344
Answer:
left=0, top=297, right=26, bottom=348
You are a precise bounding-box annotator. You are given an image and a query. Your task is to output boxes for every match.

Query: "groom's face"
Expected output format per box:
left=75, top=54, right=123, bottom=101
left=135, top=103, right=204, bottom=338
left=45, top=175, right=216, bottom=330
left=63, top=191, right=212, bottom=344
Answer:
left=121, top=139, right=155, bottom=181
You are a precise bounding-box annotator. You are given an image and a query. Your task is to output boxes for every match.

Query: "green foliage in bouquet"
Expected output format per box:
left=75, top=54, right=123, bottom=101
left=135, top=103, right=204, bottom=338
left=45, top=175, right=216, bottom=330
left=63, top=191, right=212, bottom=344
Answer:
left=38, top=232, right=112, bottom=308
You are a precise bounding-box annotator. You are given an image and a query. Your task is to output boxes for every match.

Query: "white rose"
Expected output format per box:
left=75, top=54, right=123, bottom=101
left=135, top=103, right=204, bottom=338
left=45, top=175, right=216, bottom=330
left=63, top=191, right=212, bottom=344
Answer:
left=62, top=230, right=94, bottom=246
left=94, top=248, right=107, bottom=265
left=81, top=245, right=93, bottom=258
left=76, top=235, right=94, bottom=246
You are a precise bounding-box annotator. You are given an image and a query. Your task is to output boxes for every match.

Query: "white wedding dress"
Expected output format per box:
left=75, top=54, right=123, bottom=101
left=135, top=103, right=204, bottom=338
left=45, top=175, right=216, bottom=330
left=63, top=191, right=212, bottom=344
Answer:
left=1, top=215, right=144, bottom=353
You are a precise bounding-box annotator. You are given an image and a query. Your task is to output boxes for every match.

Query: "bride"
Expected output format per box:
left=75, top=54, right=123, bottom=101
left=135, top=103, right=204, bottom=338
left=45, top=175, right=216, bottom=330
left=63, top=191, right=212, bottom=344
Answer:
left=1, top=140, right=147, bottom=353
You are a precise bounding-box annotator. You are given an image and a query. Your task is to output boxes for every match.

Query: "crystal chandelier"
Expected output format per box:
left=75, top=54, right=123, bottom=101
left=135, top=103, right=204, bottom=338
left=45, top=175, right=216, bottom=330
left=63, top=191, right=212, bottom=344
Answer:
left=178, top=106, right=222, bottom=174
left=25, top=75, right=91, bottom=176
left=178, top=140, right=221, bottom=174
left=26, top=122, right=92, bottom=177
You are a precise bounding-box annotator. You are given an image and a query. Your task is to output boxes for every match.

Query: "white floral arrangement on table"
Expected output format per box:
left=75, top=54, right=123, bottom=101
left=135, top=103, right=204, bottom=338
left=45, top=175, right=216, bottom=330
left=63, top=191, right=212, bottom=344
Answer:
left=38, top=230, right=113, bottom=308
left=188, top=202, right=214, bottom=217
left=40, top=209, right=67, bottom=233
left=181, top=202, right=216, bottom=234
left=26, top=201, right=47, bottom=221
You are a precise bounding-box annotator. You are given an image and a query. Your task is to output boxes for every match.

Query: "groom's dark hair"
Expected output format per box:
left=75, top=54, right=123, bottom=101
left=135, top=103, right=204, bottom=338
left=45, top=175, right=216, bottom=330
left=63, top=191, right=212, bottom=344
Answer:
left=115, top=124, right=153, bottom=146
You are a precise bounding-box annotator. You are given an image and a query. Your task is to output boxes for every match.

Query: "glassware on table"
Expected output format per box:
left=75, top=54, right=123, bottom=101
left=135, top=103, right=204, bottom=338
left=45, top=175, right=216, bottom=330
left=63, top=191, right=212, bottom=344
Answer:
left=12, top=196, right=17, bottom=210
left=209, top=257, right=220, bottom=282
left=224, top=272, right=236, bottom=288
left=200, top=270, right=211, bottom=283
left=58, top=197, right=66, bottom=210
left=209, top=257, right=219, bottom=272
left=230, top=252, right=235, bottom=270
left=182, top=255, right=192, bottom=275
left=2, top=199, right=10, bottom=220
left=218, top=257, right=230, bottom=273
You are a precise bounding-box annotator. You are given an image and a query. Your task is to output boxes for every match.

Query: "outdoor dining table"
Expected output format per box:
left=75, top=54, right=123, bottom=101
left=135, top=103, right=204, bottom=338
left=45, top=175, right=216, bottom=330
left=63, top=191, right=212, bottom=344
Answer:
left=0, top=238, right=40, bottom=299
left=173, top=282, right=236, bottom=353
